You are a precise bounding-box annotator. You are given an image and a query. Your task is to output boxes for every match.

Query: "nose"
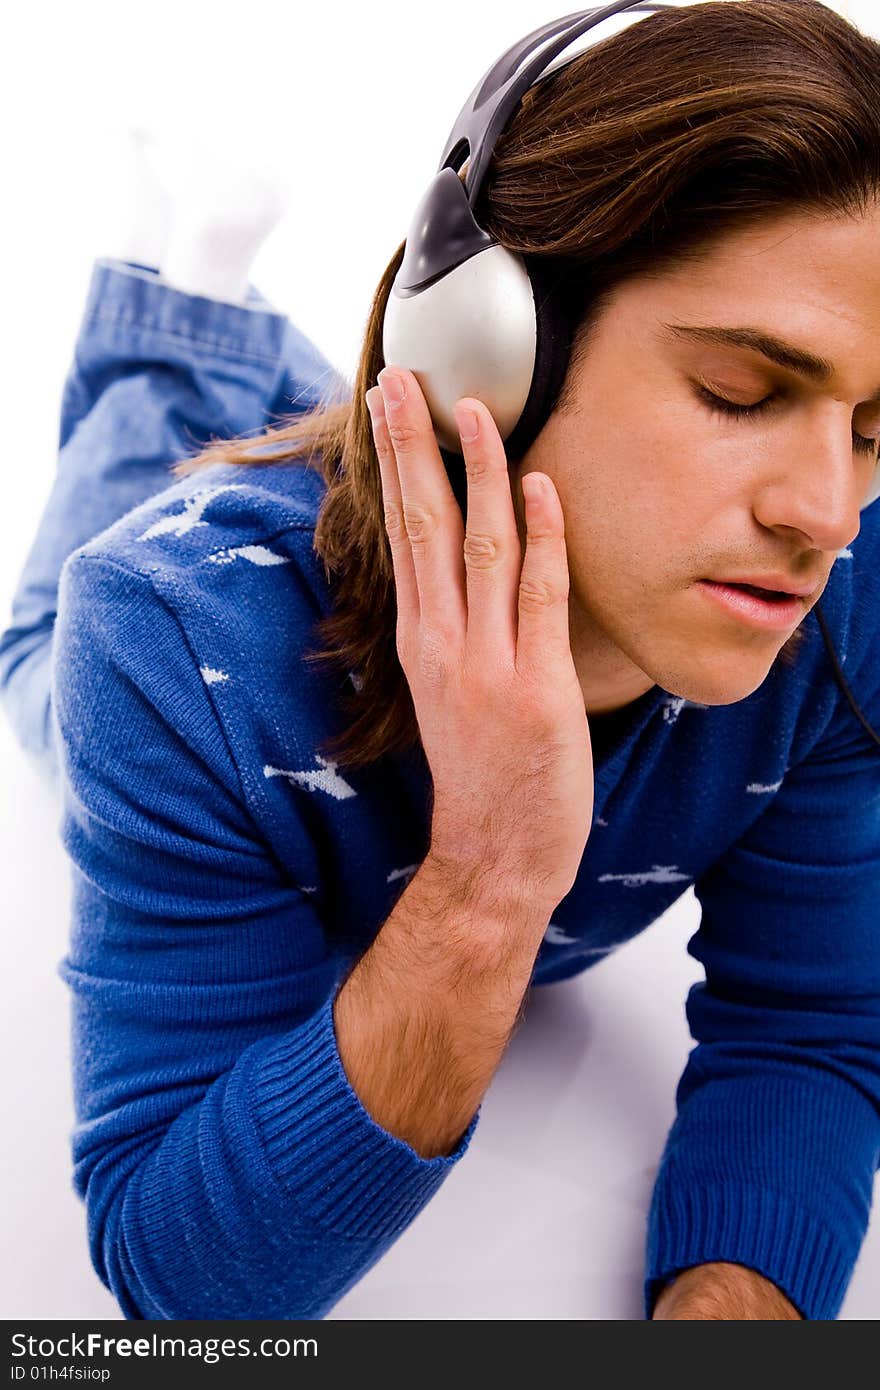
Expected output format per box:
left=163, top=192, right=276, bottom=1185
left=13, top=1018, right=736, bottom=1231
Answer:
left=753, top=420, right=866, bottom=552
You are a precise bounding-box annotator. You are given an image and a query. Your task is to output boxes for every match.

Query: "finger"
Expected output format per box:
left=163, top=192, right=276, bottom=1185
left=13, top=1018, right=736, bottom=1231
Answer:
left=515, top=472, right=573, bottom=674
left=368, top=386, right=420, bottom=629
left=377, top=367, right=467, bottom=640
left=453, top=396, right=523, bottom=665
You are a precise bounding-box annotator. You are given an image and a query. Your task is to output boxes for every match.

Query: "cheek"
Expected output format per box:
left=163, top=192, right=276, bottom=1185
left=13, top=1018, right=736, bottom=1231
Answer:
left=563, top=491, right=653, bottom=605
left=616, top=435, right=714, bottom=590
left=553, top=413, right=708, bottom=583
left=649, top=405, right=745, bottom=514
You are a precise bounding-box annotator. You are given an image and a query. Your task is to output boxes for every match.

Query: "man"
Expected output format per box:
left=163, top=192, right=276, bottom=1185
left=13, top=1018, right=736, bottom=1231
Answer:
left=2, top=113, right=878, bottom=1321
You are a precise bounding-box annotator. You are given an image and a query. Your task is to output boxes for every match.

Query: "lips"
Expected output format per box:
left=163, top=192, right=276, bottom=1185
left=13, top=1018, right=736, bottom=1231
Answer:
left=698, top=580, right=806, bottom=630
left=710, top=574, right=818, bottom=599
left=724, top=582, right=794, bottom=601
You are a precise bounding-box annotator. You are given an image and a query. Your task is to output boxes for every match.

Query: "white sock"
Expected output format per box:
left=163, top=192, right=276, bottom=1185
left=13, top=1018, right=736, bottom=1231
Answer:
left=155, top=136, right=290, bottom=306
left=98, top=125, right=171, bottom=269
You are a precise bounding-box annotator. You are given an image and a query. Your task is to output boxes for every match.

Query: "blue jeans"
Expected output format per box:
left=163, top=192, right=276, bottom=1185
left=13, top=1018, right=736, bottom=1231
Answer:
left=0, top=259, right=350, bottom=795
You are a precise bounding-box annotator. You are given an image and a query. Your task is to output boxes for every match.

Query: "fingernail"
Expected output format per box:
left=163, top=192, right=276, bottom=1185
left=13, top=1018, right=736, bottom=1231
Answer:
left=455, top=406, right=479, bottom=442
left=365, top=386, right=384, bottom=424
left=378, top=368, right=405, bottom=406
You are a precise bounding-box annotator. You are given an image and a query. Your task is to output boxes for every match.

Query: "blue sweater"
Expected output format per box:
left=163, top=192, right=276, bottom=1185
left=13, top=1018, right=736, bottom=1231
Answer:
left=50, top=447, right=880, bottom=1321
left=24, top=257, right=872, bottom=1321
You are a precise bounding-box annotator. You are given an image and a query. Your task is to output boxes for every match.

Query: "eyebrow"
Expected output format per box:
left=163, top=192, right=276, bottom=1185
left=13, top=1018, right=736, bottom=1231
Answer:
left=658, top=323, right=880, bottom=404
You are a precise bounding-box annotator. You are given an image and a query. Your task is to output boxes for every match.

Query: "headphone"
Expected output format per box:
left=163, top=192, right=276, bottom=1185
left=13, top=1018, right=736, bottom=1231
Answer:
left=381, top=0, right=880, bottom=750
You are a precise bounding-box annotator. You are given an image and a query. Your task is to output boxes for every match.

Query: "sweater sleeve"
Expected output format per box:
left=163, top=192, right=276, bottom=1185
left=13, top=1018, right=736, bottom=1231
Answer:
left=51, top=553, right=479, bottom=1321
left=644, top=640, right=880, bottom=1320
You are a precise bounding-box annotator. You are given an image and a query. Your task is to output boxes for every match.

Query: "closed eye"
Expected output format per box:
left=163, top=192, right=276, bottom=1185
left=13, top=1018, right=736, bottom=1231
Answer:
left=695, top=384, right=879, bottom=457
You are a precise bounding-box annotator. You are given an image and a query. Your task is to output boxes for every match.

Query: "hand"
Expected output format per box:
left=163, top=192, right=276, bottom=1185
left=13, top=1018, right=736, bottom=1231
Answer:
left=366, top=367, right=594, bottom=952
left=652, top=1262, right=803, bottom=1319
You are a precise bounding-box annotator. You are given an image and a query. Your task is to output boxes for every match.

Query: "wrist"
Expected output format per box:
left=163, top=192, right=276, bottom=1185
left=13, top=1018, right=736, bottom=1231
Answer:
left=652, top=1263, right=802, bottom=1320
left=418, top=851, right=553, bottom=976
left=370, top=857, right=543, bottom=1031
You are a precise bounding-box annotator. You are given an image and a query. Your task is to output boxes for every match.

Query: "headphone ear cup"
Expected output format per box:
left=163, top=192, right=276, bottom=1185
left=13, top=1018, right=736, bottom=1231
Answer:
left=382, top=242, right=538, bottom=456
left=502, top=254, right=581, bottom=465
left=440, top=255, right=580, bottom=523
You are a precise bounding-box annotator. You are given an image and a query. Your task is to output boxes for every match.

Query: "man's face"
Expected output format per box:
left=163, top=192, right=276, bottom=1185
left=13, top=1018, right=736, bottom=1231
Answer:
left=512, top=206, right=880, bottom=716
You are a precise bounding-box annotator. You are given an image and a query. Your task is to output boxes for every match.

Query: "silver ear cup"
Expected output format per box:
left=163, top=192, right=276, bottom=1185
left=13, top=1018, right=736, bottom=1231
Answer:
left=382, top=243, right=538, bottom=455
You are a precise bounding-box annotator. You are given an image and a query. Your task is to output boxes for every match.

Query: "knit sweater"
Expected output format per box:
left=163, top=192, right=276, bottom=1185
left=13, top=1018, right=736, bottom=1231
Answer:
left=51, top=448, right=880, bottom=1321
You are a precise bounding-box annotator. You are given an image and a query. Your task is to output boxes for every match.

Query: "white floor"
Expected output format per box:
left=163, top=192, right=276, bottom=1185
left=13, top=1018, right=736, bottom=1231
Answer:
left=2, top=721, right=877, bottom=1321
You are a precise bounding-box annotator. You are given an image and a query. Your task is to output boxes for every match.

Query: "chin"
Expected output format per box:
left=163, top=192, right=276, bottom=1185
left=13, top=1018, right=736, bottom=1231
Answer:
left=652, top=644, right=782, bottom=708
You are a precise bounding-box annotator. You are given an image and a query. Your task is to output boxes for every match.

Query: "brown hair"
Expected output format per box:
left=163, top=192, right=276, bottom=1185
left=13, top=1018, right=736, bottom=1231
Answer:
left=171, top=0, right=880, bottom=771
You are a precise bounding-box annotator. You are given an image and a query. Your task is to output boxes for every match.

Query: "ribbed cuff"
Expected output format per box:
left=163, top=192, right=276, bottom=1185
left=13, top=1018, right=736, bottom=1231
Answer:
left=247, top=994, right=480, bottom=1240
left=645, top=1178, right=854, bottom=1320
left=83, top=257, right=291, bottom=364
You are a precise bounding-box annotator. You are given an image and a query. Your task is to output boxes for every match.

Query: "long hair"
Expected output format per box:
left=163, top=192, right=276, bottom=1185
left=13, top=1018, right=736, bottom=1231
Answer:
left=171, top=0, right=880, bottom=772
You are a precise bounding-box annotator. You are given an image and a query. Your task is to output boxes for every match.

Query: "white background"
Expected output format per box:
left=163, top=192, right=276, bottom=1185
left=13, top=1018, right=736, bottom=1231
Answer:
left=2, top=0, right=878, bottom=1320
